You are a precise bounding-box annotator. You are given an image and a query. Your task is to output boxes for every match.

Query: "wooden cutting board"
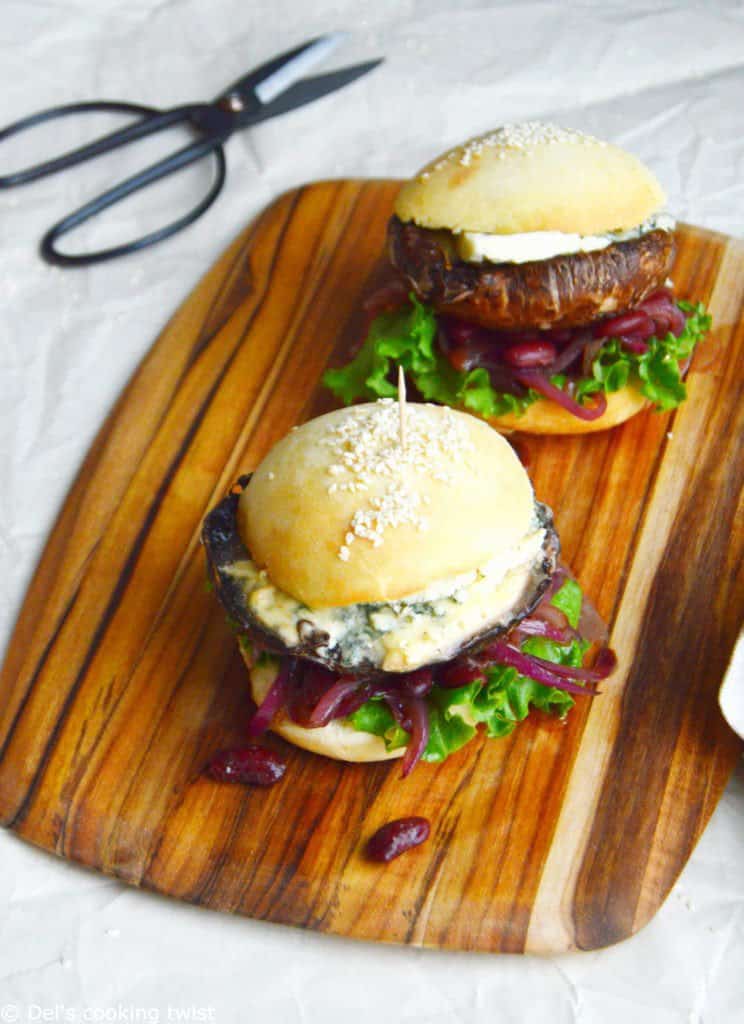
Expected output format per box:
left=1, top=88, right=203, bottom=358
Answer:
left=0, top=180, right=741, bottom=953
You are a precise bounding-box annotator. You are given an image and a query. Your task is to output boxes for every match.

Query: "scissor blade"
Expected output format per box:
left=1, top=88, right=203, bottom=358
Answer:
left=238, top=60, right=383, bottom=126
left=220, top=33, right=347, bottom=109
left=255, top=33, right=347, bottom=104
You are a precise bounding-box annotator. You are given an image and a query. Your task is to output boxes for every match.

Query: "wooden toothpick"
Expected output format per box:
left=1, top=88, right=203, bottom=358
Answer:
left=398, top=364, right=407, bottom=450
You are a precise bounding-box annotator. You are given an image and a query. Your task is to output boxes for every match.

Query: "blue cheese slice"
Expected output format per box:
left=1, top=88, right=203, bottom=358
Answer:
left=456, top=213, right=675, bottom=265
left=224, top=521, right=546, bottom=672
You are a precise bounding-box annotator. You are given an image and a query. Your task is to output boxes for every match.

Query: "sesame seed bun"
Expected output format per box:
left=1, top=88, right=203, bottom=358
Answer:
left=488, top=385, right=650, bottom=435
left=239, top=402, right=537, bottom=609
left=394, top=122, right=666, bottom=237
left=247, top=650, right=403, bottom=763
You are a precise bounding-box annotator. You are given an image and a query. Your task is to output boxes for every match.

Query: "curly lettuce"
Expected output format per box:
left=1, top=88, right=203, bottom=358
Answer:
left=323, top=295, right=534, bottom=419
left=350, top=635, right=587, bottom=762
left=323, top=296, right=712, bottom=418
left=349, top=581, right=590, bottom=763
left=574, top=301, right=711, bottom=410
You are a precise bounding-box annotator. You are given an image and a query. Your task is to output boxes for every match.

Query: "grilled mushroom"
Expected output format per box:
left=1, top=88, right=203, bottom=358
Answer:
left=387, top=216, right=675, bottom=331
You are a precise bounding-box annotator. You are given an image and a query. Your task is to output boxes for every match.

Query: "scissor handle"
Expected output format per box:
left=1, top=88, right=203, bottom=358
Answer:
left=0, top=100, right=178, bottom=187
left=0, top=99, right=233, bottom=264
left=41, top=135, right=228, bottom=267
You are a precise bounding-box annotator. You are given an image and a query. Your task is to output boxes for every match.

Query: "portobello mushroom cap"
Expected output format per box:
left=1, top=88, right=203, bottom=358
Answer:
left=202, top=477, right=560, bottom=678
left=387, top=215, right=675, bottom=331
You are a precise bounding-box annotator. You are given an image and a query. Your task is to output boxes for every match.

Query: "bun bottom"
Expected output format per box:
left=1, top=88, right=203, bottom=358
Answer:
left=487, top=385, right=650, bottom=435
left=245, top=648, right=403, bottom=763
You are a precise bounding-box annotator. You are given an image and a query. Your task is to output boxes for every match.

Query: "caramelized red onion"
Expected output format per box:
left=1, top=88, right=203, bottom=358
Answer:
left=382, top=691, right=412, bottom=732
left=436, top=290, right=691, bottom=419
left=308, top=676, right=367, bottom=727
left=594, top=310, right=655, bottom=339
left=247, top=658, right=294, bottom=736
left=245, top=566, right=615, bottom=773
left=514, top=369, right=608, bottom=420
left=287, top=663, right=338, bottom=726
left=400, top=697, right=430, bottom=777
left=513, top=616, right=577, bottom=644
left=333, top=684, right=377, bottom=720
left=517, top=645, right=616, bottom=683
left=636, top=290, right=686, bottom=336
left=438, top=657, right=486, bottom=689
left=481, top=641, right=599, bottom=696
left=617, top=335, right=649, bottom=354
left=587, top=646, right=618, bottom=678
left=512, top=571, right=578, bottom=642
left=401, top=668, right=434, bottom=698
left=549, top=330, right=594, bottom=374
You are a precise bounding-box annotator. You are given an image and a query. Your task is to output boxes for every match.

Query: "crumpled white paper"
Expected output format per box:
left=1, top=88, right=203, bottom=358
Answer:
left=1, top=1, right=743, bottom=1020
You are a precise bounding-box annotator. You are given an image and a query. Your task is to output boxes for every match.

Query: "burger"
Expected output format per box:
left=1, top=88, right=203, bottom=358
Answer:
left=202, top=400, right=615, bottom=774
left=323, top=122, right=711, bottom=434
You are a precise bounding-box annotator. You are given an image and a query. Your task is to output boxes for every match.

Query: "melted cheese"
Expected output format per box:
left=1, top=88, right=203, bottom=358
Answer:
left=224, top=524, right=546, bottom=672
left=456, top=213, right=675, bottom=265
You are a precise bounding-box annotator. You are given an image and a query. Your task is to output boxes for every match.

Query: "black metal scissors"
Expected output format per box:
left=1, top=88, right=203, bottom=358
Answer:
left=0, top=34, right=380, bottom=267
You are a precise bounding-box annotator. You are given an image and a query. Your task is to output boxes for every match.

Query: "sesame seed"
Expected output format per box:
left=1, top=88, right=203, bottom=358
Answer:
left=322, top=401, right=473, bottom=560
left=430, top=122, right=605, bottom=172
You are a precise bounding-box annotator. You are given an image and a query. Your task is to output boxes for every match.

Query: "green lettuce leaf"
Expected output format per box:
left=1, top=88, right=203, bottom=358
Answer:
left=349, top=631, right=588, bottom=763
left=349, top=699, right=409, bottom=751
left=520, top=635, right=589, bottom=667
left=576, top=301, right=711, bottom=410
left=323, top=295, right=537, bottom=418
left=550, top=578, right=583, bottom=629
left=424, top=690, right=479, bottom=760
left=323, top=297, right=712, bottom=419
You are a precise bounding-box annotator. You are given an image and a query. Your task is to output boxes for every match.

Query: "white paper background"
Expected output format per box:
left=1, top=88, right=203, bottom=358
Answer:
left=1, top=2, right=743, bottom=1020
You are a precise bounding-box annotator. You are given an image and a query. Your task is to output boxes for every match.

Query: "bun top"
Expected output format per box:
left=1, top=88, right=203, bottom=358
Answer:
left=239, top=401, right=536, bottom=609
left=394, top=122, right=666, bottom=236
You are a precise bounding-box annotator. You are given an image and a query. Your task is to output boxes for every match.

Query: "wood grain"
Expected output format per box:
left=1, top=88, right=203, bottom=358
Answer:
left=0, top=180, right=741, bottom=952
